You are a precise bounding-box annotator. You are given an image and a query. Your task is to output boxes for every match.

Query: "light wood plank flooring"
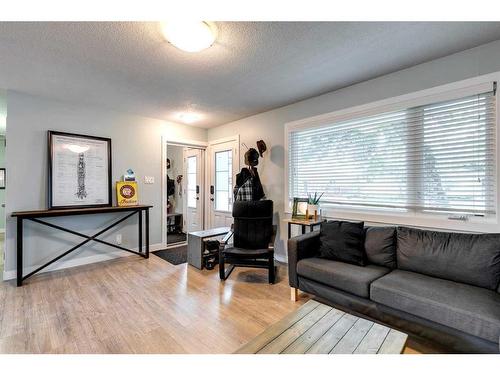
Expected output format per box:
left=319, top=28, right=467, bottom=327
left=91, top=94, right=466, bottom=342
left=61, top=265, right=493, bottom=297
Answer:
left=0, top=254, right=440, bottom=353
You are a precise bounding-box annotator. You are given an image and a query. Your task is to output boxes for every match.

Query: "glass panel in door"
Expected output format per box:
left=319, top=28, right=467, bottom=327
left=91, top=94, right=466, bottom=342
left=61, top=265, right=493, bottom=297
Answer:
left=215, top=150, right=233, bottom=212
left=187, top=156, right=197, bottom=208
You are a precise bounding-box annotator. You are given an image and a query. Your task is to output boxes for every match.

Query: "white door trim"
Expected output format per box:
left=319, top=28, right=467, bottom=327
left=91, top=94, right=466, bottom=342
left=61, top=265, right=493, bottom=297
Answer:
left=208, top=135, right=240, bottom=147
left=183, top=148, right=205, bottom=233
left=206, top=135, right=240, bottom=228
left=161, top=136, right=208, bottom=248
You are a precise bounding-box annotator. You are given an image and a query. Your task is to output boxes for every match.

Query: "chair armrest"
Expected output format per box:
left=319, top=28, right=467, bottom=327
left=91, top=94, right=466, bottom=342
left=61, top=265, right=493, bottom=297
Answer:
left=219, top=227, right=234, bottom=251
left=287, top=231, right=321, bottom=288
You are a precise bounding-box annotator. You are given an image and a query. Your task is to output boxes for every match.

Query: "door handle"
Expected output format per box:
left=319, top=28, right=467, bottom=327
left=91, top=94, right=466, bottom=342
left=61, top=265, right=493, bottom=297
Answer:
left=196, top=185, right=200, bottom=194
left=210, top=198, right=214, bottom=202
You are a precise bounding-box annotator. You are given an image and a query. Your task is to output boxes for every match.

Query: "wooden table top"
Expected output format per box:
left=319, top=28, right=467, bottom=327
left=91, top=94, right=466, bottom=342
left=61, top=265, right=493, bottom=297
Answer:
left=283, top=218, right=323, bottom=225
left=235, top=300, right=408, bottom=354
left=188, top=227, right=231, bottom=238
left=12, top=205, right=153, bottom=218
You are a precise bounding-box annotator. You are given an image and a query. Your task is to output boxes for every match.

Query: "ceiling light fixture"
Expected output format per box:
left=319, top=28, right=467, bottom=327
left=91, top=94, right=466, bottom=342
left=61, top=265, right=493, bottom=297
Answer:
left=161, top=21, right=217, bottom=53
left=176, top=112, right=202, bottom=124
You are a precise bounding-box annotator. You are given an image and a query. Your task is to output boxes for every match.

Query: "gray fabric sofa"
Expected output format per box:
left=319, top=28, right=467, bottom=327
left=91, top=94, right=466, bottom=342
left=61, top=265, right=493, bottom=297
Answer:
left=288, top=225, right=500, bottom=353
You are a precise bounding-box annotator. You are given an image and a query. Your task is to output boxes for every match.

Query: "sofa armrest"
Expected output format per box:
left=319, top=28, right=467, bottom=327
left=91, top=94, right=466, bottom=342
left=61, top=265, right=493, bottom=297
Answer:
left=287, top=231, right=321, bottom=288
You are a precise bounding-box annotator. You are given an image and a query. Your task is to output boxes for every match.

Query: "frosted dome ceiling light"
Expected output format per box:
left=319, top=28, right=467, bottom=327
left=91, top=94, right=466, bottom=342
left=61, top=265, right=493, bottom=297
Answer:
left=176, top=112, right=202, bottom=124
left=161, top=21, right=217, bottom=52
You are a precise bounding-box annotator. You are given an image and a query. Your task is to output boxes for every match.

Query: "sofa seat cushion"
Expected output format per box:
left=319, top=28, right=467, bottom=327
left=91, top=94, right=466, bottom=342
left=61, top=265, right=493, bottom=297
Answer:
left=371, top=270, right=500, bottom=343
left=297, top=258, right=390, bottom=298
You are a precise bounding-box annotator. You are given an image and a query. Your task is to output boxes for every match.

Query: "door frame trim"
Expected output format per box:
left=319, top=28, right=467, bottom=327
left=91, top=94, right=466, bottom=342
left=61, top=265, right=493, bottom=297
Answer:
left=207, top=135, right=240, bottom=228
left=161, top=136, right=208, bottom=248
left=183, top=147, right=205, bottom=236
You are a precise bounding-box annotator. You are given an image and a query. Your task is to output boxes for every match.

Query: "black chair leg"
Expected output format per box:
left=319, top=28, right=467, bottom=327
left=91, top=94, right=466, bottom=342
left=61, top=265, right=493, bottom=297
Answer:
left=219, top=253, right=236, bottom=281
left=268, top=256, right=275, bottom=284
left=219, top=252, right=226, bottom=280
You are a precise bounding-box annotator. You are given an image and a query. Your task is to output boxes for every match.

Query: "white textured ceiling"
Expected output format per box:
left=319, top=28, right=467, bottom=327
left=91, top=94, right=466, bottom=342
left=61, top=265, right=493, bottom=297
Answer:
left=1, top=22, right=500, bottom=128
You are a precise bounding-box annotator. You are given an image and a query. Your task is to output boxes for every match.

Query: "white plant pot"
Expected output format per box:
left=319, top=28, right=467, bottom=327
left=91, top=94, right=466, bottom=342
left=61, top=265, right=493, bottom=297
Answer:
left=307, top=204, right=319, bottom=218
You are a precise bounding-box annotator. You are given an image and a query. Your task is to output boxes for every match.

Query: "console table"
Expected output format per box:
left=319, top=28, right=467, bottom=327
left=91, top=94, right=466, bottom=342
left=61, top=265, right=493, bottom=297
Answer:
left=11, top=205, right=152, bottom=286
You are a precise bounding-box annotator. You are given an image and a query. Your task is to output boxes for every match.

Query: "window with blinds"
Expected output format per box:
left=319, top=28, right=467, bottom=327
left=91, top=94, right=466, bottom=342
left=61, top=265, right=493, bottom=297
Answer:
left=288, top=88, right=497, bottom=216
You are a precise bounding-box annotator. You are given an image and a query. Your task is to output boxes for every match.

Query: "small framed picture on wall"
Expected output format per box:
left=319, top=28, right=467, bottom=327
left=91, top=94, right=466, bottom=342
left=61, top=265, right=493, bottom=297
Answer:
left=48, top=131, right=112, bottom=209
left=0, top=168, right=5, bottom=189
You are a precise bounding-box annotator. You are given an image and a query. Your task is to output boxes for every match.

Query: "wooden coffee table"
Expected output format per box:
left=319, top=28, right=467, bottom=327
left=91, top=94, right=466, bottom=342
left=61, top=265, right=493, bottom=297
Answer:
left=235, top=300, right=408, bottom=354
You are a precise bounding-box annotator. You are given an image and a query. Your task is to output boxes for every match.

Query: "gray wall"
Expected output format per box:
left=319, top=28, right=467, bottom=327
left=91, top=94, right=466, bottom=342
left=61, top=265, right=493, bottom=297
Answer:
left=3, top=91, right=206, bottom=278
left=208, top=39, right=500, bottom=262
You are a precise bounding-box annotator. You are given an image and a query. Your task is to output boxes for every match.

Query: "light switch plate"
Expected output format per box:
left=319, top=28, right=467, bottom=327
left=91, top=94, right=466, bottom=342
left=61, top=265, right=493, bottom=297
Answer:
left=144, top=176, right=155, bottom=184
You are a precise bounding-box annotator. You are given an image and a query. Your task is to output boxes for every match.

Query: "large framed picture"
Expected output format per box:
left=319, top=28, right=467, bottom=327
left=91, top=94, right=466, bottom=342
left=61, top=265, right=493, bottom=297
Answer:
left=48, top=131, right=112, bottom=209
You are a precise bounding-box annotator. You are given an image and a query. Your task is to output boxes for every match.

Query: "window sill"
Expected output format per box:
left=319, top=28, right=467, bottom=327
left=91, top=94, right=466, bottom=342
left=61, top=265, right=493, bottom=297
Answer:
left=284, top=206, right=499, bottom=233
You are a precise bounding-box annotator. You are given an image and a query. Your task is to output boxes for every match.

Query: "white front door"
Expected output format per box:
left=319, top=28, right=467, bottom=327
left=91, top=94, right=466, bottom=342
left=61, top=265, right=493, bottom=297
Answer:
left=208, top=138, right=239, bottom=229
left=184, top=148, right=204, bottom=232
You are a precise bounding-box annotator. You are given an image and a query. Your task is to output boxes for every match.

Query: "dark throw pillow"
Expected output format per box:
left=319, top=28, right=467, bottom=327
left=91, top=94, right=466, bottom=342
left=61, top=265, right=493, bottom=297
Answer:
left=319, top=220, right=366, bottom=266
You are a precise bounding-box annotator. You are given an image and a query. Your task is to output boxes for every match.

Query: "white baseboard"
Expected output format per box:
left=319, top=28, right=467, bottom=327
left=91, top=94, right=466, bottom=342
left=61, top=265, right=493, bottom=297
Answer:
left=0, top=228, right=5, bottom=234
left=2, top=242, right=164, bottom=281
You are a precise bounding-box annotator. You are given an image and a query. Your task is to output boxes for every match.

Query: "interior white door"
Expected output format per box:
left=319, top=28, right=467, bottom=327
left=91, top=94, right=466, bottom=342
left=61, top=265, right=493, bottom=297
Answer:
left=208, top=139, right=239, bottom=229
left=184, top=148, right=204, bottom=233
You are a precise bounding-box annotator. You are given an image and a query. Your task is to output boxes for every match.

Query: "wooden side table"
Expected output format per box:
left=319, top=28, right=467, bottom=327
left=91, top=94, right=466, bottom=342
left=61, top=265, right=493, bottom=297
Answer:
left=284, top=218, right=323, bottom=239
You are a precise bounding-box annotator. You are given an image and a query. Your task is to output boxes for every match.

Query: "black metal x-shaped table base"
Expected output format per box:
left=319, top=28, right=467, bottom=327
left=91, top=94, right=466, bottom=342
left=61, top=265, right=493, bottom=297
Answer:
left=13, top=206, right=150, bottom=286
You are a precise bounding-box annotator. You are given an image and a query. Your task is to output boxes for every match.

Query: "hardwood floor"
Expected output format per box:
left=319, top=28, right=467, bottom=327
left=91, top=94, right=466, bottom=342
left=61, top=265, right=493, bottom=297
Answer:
left=0, top=254, right=439, bottom=353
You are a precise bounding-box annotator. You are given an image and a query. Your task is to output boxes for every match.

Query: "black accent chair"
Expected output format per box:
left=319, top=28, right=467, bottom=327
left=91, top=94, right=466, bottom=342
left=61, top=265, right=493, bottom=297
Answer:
left=219, top=200, right=277, bottom=283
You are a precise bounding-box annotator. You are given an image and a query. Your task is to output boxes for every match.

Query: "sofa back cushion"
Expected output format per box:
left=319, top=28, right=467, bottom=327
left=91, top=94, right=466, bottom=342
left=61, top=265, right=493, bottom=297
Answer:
left=364, top=226, right=397, bottom=269
left=319, top=221, right=366, bottom=266
left=397, top=226, right=500, bottom=290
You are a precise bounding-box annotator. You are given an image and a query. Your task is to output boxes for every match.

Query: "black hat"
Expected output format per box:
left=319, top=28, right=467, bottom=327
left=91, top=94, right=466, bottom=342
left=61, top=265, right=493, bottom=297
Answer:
left=256, top=140, right=267, bottom=157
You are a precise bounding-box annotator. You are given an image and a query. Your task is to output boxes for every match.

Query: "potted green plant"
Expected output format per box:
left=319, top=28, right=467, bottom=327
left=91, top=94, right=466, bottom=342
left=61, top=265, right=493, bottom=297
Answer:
left=307, top=192, right=323, bottom=220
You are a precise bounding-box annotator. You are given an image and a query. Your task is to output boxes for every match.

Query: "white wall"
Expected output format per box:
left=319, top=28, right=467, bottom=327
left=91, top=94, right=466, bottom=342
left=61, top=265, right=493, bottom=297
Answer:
left=208, top=39, right=500, bottom=262
left=3, top=91, right=206, bottom=279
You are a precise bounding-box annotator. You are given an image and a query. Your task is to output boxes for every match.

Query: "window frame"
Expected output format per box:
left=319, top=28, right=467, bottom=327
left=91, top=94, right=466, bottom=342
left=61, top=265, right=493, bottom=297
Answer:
left=284, top=73, right=500, bottom=233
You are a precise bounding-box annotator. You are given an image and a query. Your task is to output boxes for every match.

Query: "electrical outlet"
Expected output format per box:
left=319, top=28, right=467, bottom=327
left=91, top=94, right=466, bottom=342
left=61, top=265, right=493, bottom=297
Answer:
left=116, top=234, right=122, bottom=245
left=144, top=176, right=155, bottom=184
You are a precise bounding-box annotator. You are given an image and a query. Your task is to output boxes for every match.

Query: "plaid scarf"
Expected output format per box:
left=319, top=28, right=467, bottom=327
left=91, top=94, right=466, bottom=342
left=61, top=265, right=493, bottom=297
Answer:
left=234, top=177, right=253, bottom=201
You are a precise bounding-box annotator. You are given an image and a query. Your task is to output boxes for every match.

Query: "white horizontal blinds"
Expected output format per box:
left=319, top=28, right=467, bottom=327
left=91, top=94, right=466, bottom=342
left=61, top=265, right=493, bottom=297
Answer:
left=289, top=87, right=496, bottom=215
left=418, top=92, right=496, bottom=214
